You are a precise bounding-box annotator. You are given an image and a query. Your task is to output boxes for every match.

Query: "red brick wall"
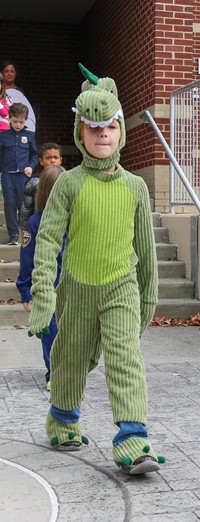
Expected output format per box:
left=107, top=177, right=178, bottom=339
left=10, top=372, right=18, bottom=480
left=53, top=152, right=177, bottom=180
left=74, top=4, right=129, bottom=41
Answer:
left=80, top=0, right=197, bottom=172
left=79, top=0, right=157, bottom=171
left=80, top=0, right=156, bottom=114
left=193, top=0, right=200, bottom=78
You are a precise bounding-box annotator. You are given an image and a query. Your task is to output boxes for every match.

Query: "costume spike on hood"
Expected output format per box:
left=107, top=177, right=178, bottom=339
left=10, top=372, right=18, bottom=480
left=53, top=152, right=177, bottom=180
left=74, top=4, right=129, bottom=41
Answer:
left=78, top=63, right=99, bottom=85
left=79, top=63, right=118, bottom=98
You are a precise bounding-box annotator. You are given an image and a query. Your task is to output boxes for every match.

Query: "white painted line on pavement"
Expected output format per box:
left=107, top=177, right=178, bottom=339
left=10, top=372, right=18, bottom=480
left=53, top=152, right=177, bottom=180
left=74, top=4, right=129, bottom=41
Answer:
left=0, top=457, right=59, bottom=522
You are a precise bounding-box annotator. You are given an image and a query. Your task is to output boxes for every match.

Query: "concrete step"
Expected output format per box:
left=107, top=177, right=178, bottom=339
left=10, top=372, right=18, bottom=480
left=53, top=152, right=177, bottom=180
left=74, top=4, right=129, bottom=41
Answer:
left=0, top=227, right=9, bottom=245
left=0, top=282, right=20, bottom=300
left=156, top=242, right=177, bottom=260
left=149, top=198, right=154, bottom=212
left=0, top=303, right=28, bottom=326
left=158, top=260, right=185, bottom=278
left=0, top=211, right=5, bottom=226
left=154, top=227, right=169, bottom=243
left=155, top=298, right=200, bottom=319
left=0, top=262, right=19, bottom=279
left=152, top=212, right=161, bottom=227
left=0, top=244, right=20, bottom=261
left=1, top=297, right=199, bottom=324
left=0, top=227, right=9, bottom=242
left=1, top=296, right=199, bottom=324
left=158, top=278, right=194, bottom=299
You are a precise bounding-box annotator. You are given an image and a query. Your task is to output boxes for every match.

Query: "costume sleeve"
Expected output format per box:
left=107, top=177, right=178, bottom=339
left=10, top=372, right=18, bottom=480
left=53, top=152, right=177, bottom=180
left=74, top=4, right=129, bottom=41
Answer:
left=133, top=178, right=158, bottom=335
left=0, top=100, right=9, bottom=118
left=28, top=172, right=68, bottom=333
left=28, top=134, right=38, bottom=170
left=19, top=177, right=39, bottom=229
left=16, top=219, right=37, bottom=303
left=54, top=234, right=67, bottom=287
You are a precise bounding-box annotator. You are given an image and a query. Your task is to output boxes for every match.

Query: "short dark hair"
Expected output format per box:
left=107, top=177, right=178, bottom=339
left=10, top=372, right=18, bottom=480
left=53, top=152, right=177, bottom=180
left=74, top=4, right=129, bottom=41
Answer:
left=39, top=142, right=63, bottom=158
left=9, top=102, right=29, bottom=119
left=36, top=165, right=65, bottom=211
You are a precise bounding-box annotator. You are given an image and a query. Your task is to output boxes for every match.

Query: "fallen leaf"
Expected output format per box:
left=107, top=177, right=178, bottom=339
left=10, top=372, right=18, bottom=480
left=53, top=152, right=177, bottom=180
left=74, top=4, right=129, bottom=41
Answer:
left=0, top=278, right=15, bottom=283
left=0, top=299, right=19, bottom=305
left=151, top=314, right=200, bottom=327
left=14, top=325, right=24, bottom=329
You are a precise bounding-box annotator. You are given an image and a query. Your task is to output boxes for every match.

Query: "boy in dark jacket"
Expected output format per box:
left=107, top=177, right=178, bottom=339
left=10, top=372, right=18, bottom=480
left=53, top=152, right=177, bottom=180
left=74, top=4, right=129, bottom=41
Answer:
left=0, top=102, right=38, bottom=245
left=19, top=142, right=63, bottom=231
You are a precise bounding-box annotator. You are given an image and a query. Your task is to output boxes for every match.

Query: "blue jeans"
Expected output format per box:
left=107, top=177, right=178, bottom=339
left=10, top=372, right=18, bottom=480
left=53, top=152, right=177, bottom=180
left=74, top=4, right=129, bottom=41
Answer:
left=42, top=313, right=57, bottom=383
left=112, top=422, right=148, bottom=446
left=1, top=172, right=28, bottom=239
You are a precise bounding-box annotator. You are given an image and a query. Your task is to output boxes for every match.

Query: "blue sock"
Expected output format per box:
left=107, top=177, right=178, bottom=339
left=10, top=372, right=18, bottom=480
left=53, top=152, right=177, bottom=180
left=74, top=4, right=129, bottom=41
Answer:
left=113, top=421, right=148, bottom=447
left=50, top=405, right=80, bottom=424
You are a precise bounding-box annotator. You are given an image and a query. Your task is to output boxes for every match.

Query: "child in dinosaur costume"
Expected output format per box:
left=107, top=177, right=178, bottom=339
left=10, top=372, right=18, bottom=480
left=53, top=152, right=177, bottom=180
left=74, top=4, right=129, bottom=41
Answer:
left=28, top=64, right=165, bottom=475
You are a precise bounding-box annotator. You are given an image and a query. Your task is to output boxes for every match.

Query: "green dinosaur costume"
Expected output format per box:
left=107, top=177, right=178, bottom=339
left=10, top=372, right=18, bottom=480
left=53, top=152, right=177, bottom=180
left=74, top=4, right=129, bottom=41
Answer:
left=28, top=65, right=164, bottom=474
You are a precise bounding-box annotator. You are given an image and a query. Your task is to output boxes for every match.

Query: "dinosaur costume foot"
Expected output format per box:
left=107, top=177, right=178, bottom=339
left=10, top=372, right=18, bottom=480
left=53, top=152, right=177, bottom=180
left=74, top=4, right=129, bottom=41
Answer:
left=46, top=413, right=89, bottom=451
left=113, top=437, right=165, bottom=475
left=121, top=455, right=160, bottom=475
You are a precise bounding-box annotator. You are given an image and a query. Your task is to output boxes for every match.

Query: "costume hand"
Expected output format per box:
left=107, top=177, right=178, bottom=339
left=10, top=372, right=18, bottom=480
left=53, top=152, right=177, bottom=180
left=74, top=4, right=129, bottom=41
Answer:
left=23, top=301, right=32, bottom=313
left=24, top=167, right=32, bottom=177
left=28, top=292, right=56, bottom=337
left=28, top=326, right=50, bottom=339
left=140, top=302, right=156, bottom=336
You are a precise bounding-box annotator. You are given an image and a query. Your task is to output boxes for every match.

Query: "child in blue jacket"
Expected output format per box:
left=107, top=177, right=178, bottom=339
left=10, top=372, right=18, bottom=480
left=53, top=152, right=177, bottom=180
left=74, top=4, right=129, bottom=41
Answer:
left=0, top=102, right=38, bottom=244
left=16, top=164, right=65, bottom=390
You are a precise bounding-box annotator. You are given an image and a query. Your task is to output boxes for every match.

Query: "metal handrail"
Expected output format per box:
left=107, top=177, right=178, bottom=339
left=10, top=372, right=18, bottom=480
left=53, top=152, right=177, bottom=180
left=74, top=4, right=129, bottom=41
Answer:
left=140, top=110, right=200, bottom=213
left=170, top=80, right=200, bottom=208
left=170, top=78, right=200, bottom=96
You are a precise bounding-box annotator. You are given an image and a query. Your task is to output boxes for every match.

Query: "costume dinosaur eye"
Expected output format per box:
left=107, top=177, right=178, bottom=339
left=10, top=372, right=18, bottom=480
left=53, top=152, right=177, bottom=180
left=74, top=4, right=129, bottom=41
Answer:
left=95, top=108, right=98, bottom=112
left=86, top=108, right=90, bottom=113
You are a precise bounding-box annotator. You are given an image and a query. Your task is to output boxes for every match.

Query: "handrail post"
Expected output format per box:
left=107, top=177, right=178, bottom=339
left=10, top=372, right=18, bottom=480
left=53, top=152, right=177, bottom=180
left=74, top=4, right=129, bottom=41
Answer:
left=170, top=94, right=175, bottom=213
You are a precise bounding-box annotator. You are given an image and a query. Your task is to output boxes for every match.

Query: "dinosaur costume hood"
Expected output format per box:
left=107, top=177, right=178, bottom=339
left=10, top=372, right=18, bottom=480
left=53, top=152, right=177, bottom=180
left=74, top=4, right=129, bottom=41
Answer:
left=72, top=63, right=126, bottom=169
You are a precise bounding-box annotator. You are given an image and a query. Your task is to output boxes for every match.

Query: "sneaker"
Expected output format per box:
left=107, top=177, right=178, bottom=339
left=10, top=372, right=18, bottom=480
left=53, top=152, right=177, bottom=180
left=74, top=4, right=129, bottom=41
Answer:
left=7, top=238, right=18, bottom=245
left=46, top=380, right=51, bottom=391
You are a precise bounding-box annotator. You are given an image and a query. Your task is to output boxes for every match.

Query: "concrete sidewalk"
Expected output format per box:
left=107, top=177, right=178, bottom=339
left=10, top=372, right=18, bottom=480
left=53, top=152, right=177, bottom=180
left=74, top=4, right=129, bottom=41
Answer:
left=0, top=325, right=200, bottom=521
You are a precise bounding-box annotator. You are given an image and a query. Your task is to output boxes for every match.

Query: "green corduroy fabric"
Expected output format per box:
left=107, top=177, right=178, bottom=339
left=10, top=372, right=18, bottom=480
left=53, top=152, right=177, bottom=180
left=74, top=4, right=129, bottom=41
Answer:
left=113, top=437, right=158, bottom=467
left=67, top=175, right=134, bottom=285
left=29, top=164, right=158, bottom=336
left=50, top=269, right=148, bottom=419
left=28, top=165, right=157, bottom=420
left=81, top=77, right=118, bottom=98
left=46, top=413, right=82, bottom=446
left=73, top=89, right=126, bottom=169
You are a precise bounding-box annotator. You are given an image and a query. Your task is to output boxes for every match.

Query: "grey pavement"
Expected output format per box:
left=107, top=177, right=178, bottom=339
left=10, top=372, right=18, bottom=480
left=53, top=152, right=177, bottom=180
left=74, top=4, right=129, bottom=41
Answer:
left=0, top=325, right=200, bottom=521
